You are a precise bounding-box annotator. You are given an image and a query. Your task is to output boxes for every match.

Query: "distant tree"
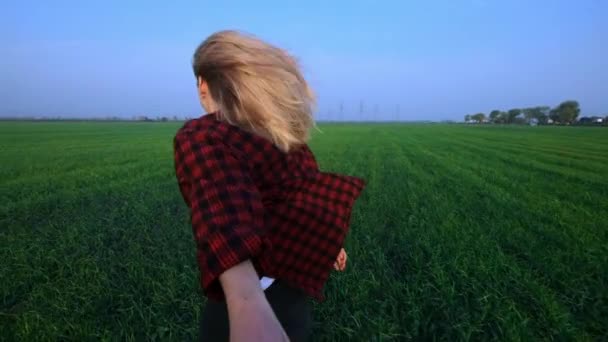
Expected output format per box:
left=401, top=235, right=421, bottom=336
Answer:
left=464, top=114, right=471, bottom=122
left=531, top=106, right=551, bottom=124
left=471, top=113, right=486, bottom=123
left=549, top=108, right=560, bottom=124
left=513, top=116, right=527, bottom=125
left=552, top=100, right=580, bottom=124
left=498, top=111, right=509, bottom=124
left=489, top=110, right=501, bottom=123
left=507, top=108, right=521, bottom=124
left=522, top=108, right=535, bottom=123
left=161, top=116, right=168, bottom=122
left=173, top=115, right=178, bottom=121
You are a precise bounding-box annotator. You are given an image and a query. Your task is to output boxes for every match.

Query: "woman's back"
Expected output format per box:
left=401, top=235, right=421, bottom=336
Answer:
left=174, top=112, right=365, bottom=302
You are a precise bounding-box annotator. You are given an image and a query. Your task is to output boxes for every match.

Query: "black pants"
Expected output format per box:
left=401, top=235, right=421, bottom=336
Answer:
left=199, top=280, right=312, bottom=342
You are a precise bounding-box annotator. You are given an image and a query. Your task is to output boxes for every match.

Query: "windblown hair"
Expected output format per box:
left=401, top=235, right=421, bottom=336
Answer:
left=192, top=30, right=316, bottom=152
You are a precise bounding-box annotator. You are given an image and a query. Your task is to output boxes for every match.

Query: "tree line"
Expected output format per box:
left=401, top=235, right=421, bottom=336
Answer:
left=464, top=100, right=606, bottom=125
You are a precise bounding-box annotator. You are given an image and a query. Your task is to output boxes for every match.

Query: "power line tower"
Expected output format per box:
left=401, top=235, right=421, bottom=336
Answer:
left=339, top=101, right=344, bottom=122
left=395, top=104, right=400, bottom=122
left=359, top=100, right=365, bottom=121
left=373, top=104, right=379, bottom=122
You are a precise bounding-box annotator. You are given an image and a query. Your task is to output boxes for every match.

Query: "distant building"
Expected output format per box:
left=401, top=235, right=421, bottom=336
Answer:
left=579, top=117, right=592, bottom=124
left=579, top=116, right=604, bottom=124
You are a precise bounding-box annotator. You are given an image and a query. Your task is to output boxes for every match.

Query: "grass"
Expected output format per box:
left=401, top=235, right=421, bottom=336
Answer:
left=1, top=121, right=607, bottom=340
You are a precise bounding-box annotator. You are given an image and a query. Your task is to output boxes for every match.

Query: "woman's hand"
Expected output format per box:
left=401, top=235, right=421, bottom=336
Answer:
left=220, top=260, right=289, bottom=342
left=334, top=248, right=347, bottom=271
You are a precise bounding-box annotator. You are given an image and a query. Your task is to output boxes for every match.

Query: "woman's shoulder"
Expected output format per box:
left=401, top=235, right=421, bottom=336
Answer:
left=174, top=114, right=239, bottom=154
left=174, top=113, right=321, bottom=176
left=175, top=114, right=217, bottom=140
left=173, top=114, right=279, bottom=160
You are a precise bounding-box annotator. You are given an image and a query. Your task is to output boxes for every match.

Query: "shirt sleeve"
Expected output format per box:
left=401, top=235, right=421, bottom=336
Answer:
left=173, top=132, right=266, bottom=296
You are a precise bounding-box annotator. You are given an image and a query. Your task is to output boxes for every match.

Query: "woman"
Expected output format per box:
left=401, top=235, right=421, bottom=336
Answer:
left=173, top=30, right=365, bottom=342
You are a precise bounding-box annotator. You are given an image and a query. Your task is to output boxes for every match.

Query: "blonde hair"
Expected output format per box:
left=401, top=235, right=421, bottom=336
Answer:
left=192, top=30, right=316, bottom=152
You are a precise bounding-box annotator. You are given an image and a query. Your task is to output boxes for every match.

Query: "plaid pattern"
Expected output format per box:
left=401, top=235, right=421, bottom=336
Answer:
left=174, top=113, right=365, bottom=302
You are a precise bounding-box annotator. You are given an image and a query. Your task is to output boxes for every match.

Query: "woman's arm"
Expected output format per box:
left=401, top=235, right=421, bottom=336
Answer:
left=174, top=133, right=287, bottom=341
left=220, top=260, right=289, bottom=342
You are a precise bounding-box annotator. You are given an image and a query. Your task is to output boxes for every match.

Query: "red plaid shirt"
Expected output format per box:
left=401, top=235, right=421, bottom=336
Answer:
left=173, top=113, right=365, bottom=302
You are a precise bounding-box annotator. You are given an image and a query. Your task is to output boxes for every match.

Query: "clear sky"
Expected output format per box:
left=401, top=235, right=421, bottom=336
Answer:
left=1, top=0, right=607, bottom=121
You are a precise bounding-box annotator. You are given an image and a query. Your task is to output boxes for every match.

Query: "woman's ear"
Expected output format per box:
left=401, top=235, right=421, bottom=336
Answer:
left=197, top=77, right=217, bottom=113
left=197, top=77, right=208, bottom=99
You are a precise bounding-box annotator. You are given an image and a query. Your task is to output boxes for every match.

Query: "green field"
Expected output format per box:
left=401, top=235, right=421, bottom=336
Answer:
left=1, top=121, right=607, bottom=340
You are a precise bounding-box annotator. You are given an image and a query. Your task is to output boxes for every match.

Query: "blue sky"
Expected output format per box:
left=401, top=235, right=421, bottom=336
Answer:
left=1, top=0, right=607, bottom=121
